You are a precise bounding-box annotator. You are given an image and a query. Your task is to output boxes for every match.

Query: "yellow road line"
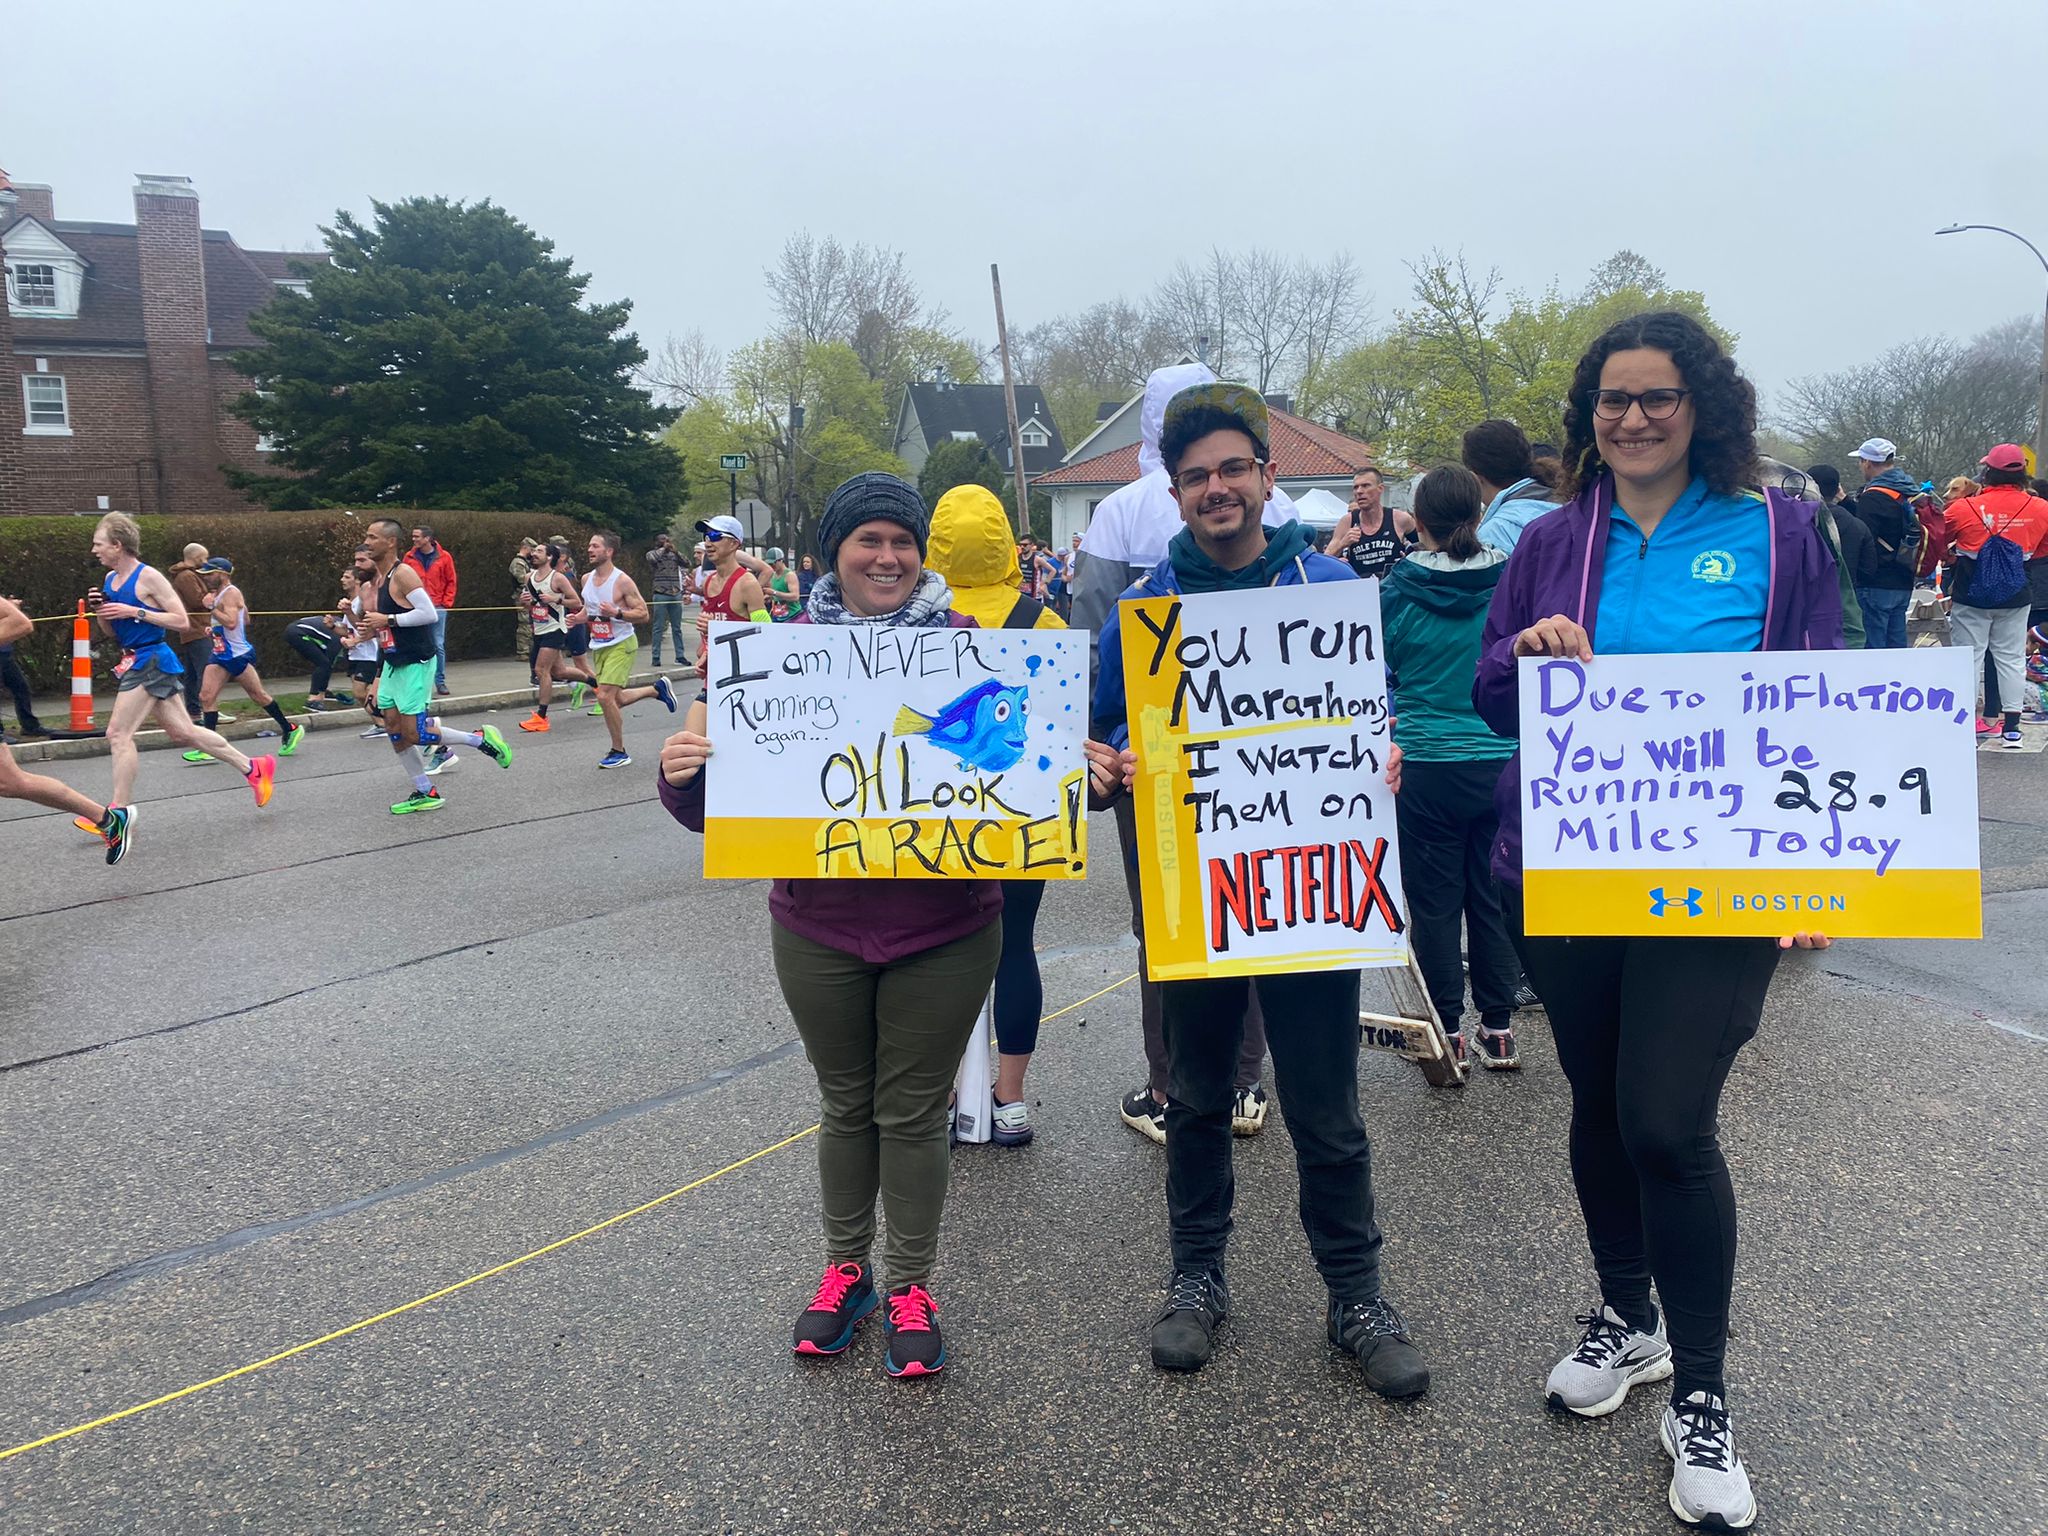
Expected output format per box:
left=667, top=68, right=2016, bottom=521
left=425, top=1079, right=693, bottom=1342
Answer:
left=0, top=972, right=1137, bottom=1464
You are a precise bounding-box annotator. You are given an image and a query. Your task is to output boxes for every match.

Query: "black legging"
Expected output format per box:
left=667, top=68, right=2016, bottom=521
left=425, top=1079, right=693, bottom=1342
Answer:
left=1510, top=887, right=1780, bottom=1401
left=284, top=618, right=344, bottom=695
left=992, top=878, right=1046, bottom=1057
left=0, top=646, right=40, bottom=730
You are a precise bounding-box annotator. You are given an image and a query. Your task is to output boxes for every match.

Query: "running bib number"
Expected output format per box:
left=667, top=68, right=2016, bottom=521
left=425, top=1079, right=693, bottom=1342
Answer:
left=530, top=602, right=552, bottom=624
left=114, top=650, right=136, bottom=678
left=589, top=618, right=615, bottom=642
left=211, top=631, right=227, bottom=655
left=378, top=627, right=396, bottom=651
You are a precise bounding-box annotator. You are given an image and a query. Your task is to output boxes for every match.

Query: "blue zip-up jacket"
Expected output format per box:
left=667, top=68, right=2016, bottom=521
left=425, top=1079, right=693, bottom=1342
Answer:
left=1091, top=545, right=1357, bottom=750
left=1477, top=477, right=1561, bottom=555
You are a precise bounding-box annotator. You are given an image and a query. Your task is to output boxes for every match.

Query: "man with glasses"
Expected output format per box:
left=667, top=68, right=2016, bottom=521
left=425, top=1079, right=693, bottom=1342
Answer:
left=1090, top=381, right=1430, bottom=1400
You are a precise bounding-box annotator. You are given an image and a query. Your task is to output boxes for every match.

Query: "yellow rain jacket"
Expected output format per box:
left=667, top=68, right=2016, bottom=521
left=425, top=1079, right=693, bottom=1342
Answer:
left=926, top=485, right=1067, bottom=632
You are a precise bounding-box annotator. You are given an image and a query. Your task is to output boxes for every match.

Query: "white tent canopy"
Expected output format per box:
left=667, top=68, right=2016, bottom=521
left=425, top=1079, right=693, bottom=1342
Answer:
left=1291, top=485, right=1350, bottom=529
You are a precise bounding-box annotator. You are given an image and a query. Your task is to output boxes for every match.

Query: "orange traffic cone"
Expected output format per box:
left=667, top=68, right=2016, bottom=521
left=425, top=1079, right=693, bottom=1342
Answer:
left=70, top=600, right=94, bottom=731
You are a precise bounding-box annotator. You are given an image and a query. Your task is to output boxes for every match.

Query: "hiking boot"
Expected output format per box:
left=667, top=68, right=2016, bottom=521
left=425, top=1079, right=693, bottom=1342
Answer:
left=1546, top=1304, right=1673, bottom=1417
left=1120, top=1086, right=1166, bottom=1145
left=1659, top=1390, right=1756, bottom=1530
left=1478, top=1027, right=1520, bottom=1070
left=1328, top=1295, right=1429, bottom=1399
left=1151, top=1268, right=1228, bottom=1371
left=1230, top=1083, right=1268, bottom=1136
left=881, top=1284, right=945, bottom=1378
left=792, top=1261, right=877, bottom=1356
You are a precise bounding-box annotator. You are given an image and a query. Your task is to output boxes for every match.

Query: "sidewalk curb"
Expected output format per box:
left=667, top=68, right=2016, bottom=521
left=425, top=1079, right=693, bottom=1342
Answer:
left=8, top=671, right=682, bottom=763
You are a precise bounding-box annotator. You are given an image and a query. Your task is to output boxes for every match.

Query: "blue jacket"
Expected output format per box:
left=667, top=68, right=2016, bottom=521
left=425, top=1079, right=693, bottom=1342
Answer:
left=1477, top=477, right=1561, bottom=555
left=1091, top=546, right=1356, bottom=749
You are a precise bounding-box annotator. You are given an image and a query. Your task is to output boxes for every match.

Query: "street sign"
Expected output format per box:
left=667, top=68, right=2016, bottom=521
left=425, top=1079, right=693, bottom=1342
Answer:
left=719, top=453, right=750, bottom=471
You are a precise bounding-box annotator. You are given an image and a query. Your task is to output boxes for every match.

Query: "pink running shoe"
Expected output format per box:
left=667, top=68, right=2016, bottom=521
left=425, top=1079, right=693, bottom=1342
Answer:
left=882, top=1283, right=945, bottom=1378
left=792, top=1261, right=876, bottom=1356
left=245, top=754, right=277, bottom=807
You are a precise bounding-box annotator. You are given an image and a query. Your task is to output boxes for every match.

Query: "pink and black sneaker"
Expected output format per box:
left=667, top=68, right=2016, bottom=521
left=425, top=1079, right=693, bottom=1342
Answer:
left=881, top=1283, right=946, bottom=1378
left=792, top=1261, right=877, bottom=1357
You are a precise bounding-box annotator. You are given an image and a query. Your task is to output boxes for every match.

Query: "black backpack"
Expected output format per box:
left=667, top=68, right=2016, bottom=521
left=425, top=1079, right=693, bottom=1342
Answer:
left=1003, top=593, right=1046, bottom=629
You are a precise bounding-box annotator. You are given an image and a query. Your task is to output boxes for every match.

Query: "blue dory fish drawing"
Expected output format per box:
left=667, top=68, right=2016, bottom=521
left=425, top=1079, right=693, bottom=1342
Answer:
left=892, top=680, right=1031, bottom=774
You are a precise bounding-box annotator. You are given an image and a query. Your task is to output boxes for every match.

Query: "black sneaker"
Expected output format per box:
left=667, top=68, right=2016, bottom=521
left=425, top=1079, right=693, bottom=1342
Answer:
left=1328, top=1295, right=1430, bottom=1399
left=1120, top=1085, right=1166, bottom=1145
left=1513, top=977, right=1542, bottom=1010
left=1151, top=1268, right=1228, bottom=1371
left=1478, top=1027, right=1520, bottom=1071
left=881, top=1283, right=945, bottom=1377
left=792, top=1260, right=877, bottom=1356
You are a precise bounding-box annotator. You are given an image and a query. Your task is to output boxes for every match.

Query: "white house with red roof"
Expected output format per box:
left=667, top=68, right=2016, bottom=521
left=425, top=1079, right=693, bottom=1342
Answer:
left=1035, top=395, right=1378, bottom=547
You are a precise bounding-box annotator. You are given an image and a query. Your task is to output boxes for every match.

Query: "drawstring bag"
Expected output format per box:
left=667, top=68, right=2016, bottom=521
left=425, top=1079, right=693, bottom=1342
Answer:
left=1967, top=497, right=2030, bottom=606
left=951, top=994, right=995, bottom=1144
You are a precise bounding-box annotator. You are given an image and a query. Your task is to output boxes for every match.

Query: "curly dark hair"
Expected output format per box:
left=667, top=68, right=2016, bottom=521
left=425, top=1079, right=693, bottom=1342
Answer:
left=1555, top=310, right=1756, bottom=501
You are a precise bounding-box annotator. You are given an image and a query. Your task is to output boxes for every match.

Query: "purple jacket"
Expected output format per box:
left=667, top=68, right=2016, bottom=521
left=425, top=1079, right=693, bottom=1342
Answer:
left=657, top=609, right=1003, bottom=965
left=1472, top=474, right=1844, bottom=888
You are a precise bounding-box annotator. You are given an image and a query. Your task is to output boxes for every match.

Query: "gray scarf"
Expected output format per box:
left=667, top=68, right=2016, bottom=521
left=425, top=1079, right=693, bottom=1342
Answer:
left=805, top=569, right=954, bottom=628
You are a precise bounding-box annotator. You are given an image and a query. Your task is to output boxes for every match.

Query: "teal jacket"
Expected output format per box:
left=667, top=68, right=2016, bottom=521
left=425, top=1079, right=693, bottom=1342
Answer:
left=1382, top=548, right=1514, bottom=762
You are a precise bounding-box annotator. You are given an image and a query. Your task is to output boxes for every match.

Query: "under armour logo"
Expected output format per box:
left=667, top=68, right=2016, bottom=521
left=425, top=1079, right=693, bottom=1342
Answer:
left=1648, top=886, right=1704, bottom=918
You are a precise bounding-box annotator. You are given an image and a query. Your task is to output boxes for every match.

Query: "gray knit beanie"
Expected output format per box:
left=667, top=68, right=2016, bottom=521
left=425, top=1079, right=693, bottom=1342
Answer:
left=817, top=473, right=930, bottom=571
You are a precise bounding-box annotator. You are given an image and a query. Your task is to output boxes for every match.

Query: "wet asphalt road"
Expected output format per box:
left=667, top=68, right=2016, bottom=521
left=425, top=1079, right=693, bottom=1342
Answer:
left=0, top=706, right=2042, bottom=1534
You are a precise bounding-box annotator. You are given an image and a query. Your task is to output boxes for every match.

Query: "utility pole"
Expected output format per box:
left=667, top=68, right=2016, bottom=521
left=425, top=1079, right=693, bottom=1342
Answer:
left=991, top=263, right=1030, bottom=538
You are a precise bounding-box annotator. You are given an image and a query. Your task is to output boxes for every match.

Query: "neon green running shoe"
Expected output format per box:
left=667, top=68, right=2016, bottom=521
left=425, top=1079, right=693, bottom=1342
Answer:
left=588, top=703, right=604, bottom=716
left=568, top=681, right=587, bottom=710
left=478, top=724, right=513, bottom=769
left=279, top=723, right=306, bottom=756
left=390, top=788, right=445, bottom=815
left=181, top=749, right=217, bottom=764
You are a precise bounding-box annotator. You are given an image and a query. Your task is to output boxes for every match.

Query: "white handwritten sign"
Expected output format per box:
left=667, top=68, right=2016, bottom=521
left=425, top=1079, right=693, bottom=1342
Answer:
left=1517, top=648, right=1981, bottom=937
left=702, top=620, right=1087, bottom=879
left=1121, top=580, right=1408, bottom=979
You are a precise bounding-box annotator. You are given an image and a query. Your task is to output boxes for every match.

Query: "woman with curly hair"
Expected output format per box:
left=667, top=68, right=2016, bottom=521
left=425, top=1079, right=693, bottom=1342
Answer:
left=1472, top=311, right=1842, bottom=1531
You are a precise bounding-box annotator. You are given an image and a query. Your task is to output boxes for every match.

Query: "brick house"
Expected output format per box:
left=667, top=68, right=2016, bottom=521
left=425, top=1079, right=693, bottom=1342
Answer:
left=0, top=171, right=316, bottom=518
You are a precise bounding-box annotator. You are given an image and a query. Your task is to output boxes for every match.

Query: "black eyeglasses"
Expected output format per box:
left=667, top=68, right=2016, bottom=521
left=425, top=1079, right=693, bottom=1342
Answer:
left=1173, top=457, right=1265, bottom=495
left=1587, top=388, right=1690, bottom=422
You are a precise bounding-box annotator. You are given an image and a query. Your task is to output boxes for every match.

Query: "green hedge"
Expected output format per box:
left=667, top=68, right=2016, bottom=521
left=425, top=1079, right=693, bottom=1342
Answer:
left=0, top=509, right=665, bottom=690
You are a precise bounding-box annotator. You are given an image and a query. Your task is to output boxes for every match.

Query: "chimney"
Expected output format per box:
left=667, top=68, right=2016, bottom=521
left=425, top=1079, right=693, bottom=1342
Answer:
left=9, top=182, right=54, bottom=224
left=133, top=174, right=227, bottom=515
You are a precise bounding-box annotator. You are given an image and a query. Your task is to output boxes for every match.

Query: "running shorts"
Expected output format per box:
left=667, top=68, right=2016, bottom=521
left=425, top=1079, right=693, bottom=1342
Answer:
left=592, top=634, right=638, bottom=687
left=376, top=657, right=434, bottom=716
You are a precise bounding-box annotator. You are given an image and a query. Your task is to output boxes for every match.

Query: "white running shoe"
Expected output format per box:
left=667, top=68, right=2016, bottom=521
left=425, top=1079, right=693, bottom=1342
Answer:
left=359, top=725, right=387, bottom=739
left=1230, top=1083, right=1269, bottom=1136
left=1545, top=1304, right=1674, bottom=1417
left=1659, top=1390, right=1756, bottom=1530
left=422, top=747, right=460, bottom=774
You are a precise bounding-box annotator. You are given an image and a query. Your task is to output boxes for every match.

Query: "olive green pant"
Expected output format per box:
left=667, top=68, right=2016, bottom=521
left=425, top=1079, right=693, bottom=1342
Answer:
left=772, top=918, right=1002, bottom=1290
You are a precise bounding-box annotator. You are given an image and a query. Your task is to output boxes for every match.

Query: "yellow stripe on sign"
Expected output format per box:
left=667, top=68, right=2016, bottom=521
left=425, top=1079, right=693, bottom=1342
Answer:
left=1521, top=867, right=1982, bottom=938
left=704, top=815, right=1085, bottom=880
left=1147, top=944, right=1412, bottom=982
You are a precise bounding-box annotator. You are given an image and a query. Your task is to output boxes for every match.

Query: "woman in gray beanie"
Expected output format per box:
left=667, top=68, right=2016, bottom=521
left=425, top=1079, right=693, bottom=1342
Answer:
left=656, top=472, right=997, bottom=1378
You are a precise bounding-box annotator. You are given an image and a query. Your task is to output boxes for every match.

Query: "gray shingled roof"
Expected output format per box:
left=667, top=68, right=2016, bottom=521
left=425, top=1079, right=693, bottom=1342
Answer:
left=901, top=382, right=1065, bottom=475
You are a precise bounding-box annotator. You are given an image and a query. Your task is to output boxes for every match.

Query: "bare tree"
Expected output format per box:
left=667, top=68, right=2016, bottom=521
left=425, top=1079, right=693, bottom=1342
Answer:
left=1779, top=317, right=2039, bottom=480
left=643, top=328, right=725, bottom=408
left=1152, top=250, right=1240, bottom=378
left=1293, top=253, right=1368, bottom=394
left=765, top=232, right=852, bottom=345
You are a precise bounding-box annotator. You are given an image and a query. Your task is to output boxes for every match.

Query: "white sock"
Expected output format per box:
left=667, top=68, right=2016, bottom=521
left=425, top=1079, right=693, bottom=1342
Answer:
left=432, top=722, right=484, bottom=747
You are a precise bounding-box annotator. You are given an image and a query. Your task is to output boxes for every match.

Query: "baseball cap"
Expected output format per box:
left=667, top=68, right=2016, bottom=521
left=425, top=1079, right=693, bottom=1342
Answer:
left=765, top=546, right=786, bottom=563
left=1980, top=443, right=2028, bottom=472
left=694, top=514, right=745, bottom=541
left=197, top=556, right=234, bottom=574
left=1851, top=438, right=1898, bottom=463
left=1160, top=382, right=1272, bottom=468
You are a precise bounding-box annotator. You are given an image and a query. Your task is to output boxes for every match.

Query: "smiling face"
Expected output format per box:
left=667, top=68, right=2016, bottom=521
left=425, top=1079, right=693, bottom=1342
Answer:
left=1594, top=347, right=1695, bottom=493
left=835, top=519, right=922, bottom=616
left=1173, top=426, right=1274, bottom=554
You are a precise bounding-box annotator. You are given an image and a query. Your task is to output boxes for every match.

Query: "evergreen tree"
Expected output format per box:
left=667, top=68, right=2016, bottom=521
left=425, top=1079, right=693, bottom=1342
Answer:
left=229, top=197, right=680, bottom=535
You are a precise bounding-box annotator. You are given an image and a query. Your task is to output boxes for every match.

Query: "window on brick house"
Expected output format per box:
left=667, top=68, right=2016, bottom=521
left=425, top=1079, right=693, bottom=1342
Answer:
left=10, top=264, right=59, bottom=309
left=22, top=375, right=71, bottom=434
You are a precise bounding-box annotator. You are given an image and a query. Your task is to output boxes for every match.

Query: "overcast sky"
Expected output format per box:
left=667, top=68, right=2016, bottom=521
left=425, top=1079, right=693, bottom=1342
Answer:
left=8, top=0, right=2045, bottom=416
